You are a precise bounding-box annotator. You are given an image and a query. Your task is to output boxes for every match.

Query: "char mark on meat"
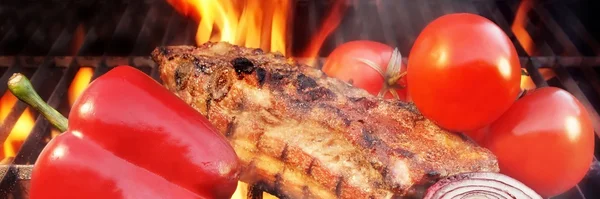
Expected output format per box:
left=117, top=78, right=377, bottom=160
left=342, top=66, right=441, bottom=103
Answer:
left=151, top=42, right=499, bottom=199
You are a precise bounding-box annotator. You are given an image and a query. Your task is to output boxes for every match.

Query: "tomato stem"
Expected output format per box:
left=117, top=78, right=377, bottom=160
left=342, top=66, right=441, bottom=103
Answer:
left=356, top=48, right=407, bottom=99
left=354, top=57, right=386, bottom=78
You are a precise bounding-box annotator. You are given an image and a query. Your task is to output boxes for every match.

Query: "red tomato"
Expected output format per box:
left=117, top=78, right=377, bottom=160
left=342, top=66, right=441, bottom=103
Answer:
left=322, top=40, right=408, bottom=101
left=407, top=13, right=521, bottom=132
left=463, top=126, right=489, bottom=145
left=483, top=87, right=594, bottom=197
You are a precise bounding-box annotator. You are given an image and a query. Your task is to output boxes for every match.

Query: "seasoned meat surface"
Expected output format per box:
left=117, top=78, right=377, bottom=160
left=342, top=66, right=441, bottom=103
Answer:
left=151, top=42, right=499, bottom=199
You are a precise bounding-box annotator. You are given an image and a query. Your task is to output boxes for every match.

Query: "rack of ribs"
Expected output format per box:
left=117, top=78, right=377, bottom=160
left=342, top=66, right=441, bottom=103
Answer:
left=151, top=42, right=499, bottom=199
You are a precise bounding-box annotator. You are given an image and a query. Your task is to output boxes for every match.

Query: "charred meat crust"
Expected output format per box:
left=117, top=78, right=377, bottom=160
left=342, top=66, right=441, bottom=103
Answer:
left=151, top=42, right=499, bottom=199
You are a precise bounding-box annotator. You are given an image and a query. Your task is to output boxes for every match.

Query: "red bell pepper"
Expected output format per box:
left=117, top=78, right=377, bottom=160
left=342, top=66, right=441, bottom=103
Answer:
left=8, top=66, right=240, bottom=199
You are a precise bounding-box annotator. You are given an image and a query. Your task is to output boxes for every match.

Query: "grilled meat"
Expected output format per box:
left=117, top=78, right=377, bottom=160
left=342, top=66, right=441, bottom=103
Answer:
left=151, top=42, right=499, bottom=199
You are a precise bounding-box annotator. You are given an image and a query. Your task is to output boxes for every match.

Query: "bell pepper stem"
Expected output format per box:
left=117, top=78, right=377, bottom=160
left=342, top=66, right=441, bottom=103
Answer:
left=7, top=73, right=68, bottom=132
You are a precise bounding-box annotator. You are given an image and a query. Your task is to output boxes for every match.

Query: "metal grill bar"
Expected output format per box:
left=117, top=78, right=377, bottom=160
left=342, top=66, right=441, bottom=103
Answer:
left=0, top=61, right=49, bottom=148
left=132, top=1, right=174, bottom=56
left=0, top=62, right=18, bottom=97
left=548, top=3, right=599, bottom=56
left=0, top=59, right=50, bottom=199
left=0, top=1, right=137, bottom=197
left=533, top=5, right=580, bottom=56
left=105, top=2, right=150, bottom=56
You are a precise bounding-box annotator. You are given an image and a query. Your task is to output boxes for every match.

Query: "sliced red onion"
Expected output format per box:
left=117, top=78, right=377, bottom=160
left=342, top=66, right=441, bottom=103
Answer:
left=423, top=172, right=542, bottom=199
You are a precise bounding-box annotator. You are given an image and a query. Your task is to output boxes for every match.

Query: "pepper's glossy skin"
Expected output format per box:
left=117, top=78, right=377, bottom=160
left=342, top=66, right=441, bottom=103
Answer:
left=29, top=66, right=240, bottom=199
left=30, top=133, right=205, bottom=199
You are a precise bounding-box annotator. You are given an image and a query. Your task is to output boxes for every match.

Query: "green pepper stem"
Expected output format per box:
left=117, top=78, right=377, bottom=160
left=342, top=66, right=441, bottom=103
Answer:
left=7, top=73, right=68, bottom=132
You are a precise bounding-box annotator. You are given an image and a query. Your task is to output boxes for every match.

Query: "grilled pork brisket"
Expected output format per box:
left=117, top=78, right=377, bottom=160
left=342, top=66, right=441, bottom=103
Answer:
left=151, top=42, right=499, bottom=199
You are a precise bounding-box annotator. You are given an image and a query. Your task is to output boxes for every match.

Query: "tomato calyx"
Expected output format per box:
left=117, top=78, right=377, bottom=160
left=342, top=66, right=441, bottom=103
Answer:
left=354, top=48, right=406, bottom=99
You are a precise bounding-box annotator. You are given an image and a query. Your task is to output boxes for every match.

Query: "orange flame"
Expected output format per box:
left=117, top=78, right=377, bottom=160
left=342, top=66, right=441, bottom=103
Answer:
left=0, top=66, right=92, bottom=162
left=230, top=181, right=278, bottom=199
left=511, top=0, right=535, bottom=56
left=166, top=1, right=294, bottom=197
left=0, top=91, right=35, bottom=161
left=164, top=1, right=345, bottom=197
left=511, top=1, right=554, bottom=90
left=68, top=67, right=94, bottom=106
left=520, top=68, right=556, bottom=90
left=299, top=0, right=347, bottom=66
left=166, top=0, right=291, bottom=55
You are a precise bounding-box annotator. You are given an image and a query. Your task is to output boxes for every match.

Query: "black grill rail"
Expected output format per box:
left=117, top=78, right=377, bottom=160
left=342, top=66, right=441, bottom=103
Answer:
left=0, top=0, right=598, bottom=198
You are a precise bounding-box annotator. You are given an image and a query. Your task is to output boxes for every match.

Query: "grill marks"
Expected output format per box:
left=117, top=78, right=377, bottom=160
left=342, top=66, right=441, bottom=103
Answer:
left=357, top=127, right=419, bottom=187
left=349, top=97, right=378, bottom=110
left=335, top=177, right=344, bottom=197
left=174, top=66, right=189, bottom=91
left=296, top=74, right=318, bottom=90
left=393, top=148, right=415, bottom=159
left=256, top=67, right=267, bottom=87
left=153, top=43, right=500, bottom=199
left=301, top=87, right=336, bottom=101
left=232, top=57, right=255, bottom=77
left=262, top=60, right=412, bottom=196
left=362, top=129, right=378, bottom=148
left=318, top=104, right=351, bottom=127
left=225, top=118, right=236, bottom=137
left=306, top=158, right=316, bottom=175
left=197, top=57, right=404, bottom=197
left=279, top=144, right=289, bottom=161
left=302, top=186, right=312, bottom=198
left=191, top=56, right=211, bottom=74
left=274, top=174, right=284, bottom=196
left=295, top=74, right=336, bottom=102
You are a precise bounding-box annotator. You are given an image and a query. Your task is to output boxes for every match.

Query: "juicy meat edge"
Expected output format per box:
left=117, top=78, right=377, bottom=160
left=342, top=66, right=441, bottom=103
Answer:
left=151, top=42, right=500, bottom=199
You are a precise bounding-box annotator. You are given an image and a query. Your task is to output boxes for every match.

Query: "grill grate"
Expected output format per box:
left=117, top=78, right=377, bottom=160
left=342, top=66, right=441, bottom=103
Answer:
left=0, top=0, right=598, bottom=198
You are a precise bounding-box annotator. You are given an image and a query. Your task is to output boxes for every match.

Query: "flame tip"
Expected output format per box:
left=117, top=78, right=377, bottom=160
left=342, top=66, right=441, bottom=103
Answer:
left=170, top=0, right=290, bottom=56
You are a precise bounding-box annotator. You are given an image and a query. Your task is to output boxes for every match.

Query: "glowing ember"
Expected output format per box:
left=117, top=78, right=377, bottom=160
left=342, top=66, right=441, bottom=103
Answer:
left=68, top=67, right=94, bottom=106
left=230, top=181, right=249, bottom=199
left=0, top=91, right=35, bottom=161
left=263, top=192, right=278, bottom=198
left=2, top=108, right=35, bottom=160
left=166, top=0, right=291, bottom=55
left=230, top=182, right=278, bottom=199
left=0, top=90, right=17, bottom=120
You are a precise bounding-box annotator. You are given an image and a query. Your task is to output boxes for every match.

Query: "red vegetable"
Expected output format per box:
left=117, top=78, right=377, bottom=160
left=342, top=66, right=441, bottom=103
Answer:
left=424, top=172, right=542, bottom=199
left=8, top=66, right=240, bottom=199
left=407, top=13, right=521, bottom=132
left=483, top=86, right=594, bottom=197
left=322, top=40, right=408, bottom=101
